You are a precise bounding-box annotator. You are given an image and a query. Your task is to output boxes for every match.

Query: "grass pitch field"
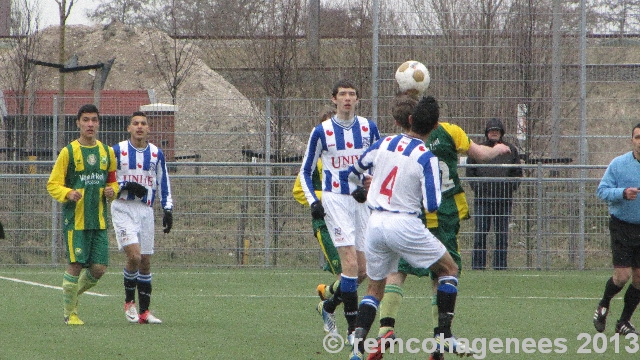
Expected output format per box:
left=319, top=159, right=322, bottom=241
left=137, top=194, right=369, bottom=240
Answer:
left=0, top=267, right=638, bottom=359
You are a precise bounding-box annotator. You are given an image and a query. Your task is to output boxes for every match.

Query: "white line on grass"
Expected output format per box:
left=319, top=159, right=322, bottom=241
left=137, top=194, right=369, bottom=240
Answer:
left=0, top=275, right=110, bottom=297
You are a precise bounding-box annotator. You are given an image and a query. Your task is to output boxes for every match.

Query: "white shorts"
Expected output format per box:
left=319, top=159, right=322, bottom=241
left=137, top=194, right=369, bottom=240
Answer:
left=365, top=211, right=447, bottom=281
left=322, top=191, right=369, bottom=251
left=111, top=199, right=155, bottom=255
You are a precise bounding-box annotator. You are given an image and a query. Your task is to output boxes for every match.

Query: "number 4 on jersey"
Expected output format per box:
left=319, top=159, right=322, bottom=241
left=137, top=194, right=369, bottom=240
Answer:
left=380, top=166, right=398, bottom=204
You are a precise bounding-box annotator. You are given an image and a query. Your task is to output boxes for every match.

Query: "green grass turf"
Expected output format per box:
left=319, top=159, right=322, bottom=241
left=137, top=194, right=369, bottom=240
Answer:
left=0, top=268, right=638, bottom=359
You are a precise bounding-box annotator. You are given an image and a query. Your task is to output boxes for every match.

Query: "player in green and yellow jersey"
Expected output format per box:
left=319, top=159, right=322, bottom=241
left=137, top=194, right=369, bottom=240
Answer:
left=47, top=104, right=119, bottom=325
left=369, top=94, right=511, bottom=360
left=292, top=110, right=344, bottom=302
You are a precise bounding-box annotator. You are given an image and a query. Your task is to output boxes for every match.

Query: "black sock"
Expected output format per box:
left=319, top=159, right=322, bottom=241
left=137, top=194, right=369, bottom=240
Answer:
left=600, top=277, right=624, bottom=309
left=342, top=290, right=358, bottom=333
left=436, top=278, right=457, bottom=338
left=323, top=287, right=343, bottom=314
left=354, top=302, right=377, bottom=353
left=123, top=268, right=137, bottom=303
left=380, top=317, right=395, bottom=328
left=620, top=285, right=640, bottom=323
left=137, top=274, right=152, bottom=312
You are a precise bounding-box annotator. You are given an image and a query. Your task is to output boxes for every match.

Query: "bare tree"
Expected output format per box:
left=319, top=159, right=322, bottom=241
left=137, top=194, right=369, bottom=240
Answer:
left=147, top=1, right=198, bottom=104
left=589, top=0, right=640, bottom=35
left=0, top=0, right=42, bottom=161
left=87, top=0, right=152, bottom=26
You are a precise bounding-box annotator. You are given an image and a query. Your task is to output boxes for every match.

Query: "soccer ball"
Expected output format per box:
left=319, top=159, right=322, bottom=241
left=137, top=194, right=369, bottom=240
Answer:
left=395, top=60, right=430, bottom=96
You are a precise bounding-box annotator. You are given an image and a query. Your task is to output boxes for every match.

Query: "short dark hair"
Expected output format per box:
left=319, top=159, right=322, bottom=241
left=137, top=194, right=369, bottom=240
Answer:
left=411, top=96, right=439, bottom=136
left=332, top=79, right=359, bottom=98
left=132, top=111, right=147, bottom=118
left=77, top=104, right=99, bottom=119
left=391, top=92, right=419, bottom=130
left=633, top=123, right=640, bottom=137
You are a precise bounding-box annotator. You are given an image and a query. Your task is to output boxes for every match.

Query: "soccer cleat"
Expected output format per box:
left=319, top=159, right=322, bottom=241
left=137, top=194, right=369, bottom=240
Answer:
left=366, top=329, right=396, bottom=360
left=138, top=310, right=162, bottom=324
left=64, top=313, right=84, bottom=325
left=317, top=283, right=328, bottom=301
left=349, top=348, right=364, bottom=360
left=428, top=352, right=445, bottom=360
left=593, top=306, right=608, bottom=332
left=125, top=301, right=139, bottom=323
left=615, top=320, right=639, bottom=335
left=435, top=334, right=474, bottom=357
left=316, top=301, right=337, bottom=334
left=346, top=331, right=355, bottom=346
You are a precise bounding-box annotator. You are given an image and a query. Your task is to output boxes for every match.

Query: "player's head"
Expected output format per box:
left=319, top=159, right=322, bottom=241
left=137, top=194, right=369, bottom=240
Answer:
left=128, top=111, right=150, bottom=143
left=391, top=91, right=419, bottom=131
left=410, top=96, right=439, bottom=136
left=632, top=123, right=640, bottom=138
left=332, top=79, right=359, bottom=99
left=76, top=104, right=100, bottom=141
left=77, top=104, right=99, bottom=120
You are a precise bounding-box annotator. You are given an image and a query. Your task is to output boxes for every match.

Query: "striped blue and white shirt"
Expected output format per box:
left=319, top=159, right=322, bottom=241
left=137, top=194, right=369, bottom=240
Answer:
left=348, top=134, right=441, bottom=215
left=113, top=140, right=173, bottom=210
left=299, top=115, right=380, bottom=205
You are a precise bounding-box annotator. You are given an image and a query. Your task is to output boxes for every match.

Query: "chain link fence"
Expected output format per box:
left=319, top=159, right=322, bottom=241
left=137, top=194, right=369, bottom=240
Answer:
left=0, top=160, right=613, bottom=270
left=1, top=1, right=638, bottom=269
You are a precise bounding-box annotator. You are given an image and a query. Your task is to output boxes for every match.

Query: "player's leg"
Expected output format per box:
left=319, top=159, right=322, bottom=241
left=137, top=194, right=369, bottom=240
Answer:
left=595, top=217, right=633, bottom=332
left=471, top=198, right=489, bottom=270
left=112, top=200, right=143, bottom=322
left=336, top=245, right=359, bottom=335
left=428, top=214, right=462, bottom=359
left=314, top=218, right=343, bottom=301
left=352, top=211, right=398, bottom=360
left=616, top=267, right=640, bottom=335
left=429, top=252, right=473, bottom=356
left=376, top=270, right=407, bottom=338
left=351, top=279, right=386, bottom=359
left=62, top=263, right=83, bottom=325
left=78, top=230, right=109, bottom=310
left=137, top=206, right=161, bottom=324
left=62, top=230, right=86, bottom=325
left=318, top=193, right=362, bottom=336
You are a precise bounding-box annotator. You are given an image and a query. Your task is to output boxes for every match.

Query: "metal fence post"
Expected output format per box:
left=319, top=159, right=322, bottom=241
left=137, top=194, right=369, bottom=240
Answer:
left=371, top=0, right=379, bottom=124
left=264, top=98, right=272, bottom=266
left=51, top=95, right=58, bottom=264
left=535, top=162, right=543, bottom=270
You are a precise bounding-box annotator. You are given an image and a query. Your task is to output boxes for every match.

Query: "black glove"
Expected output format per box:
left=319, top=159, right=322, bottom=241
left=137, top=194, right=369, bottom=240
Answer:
left=310, top=201, right=325, bottom=220
left=0, top=220, right=5, bottom=239
left=122, top=182, right=147, bottom=198
left=351, top=186, right=368, bottom=203
left=163, top=209, right=173, bottom=233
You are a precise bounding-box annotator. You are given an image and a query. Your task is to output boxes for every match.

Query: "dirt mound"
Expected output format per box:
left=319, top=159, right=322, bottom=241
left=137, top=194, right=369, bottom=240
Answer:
left=1, top=22, right=303, bottom=165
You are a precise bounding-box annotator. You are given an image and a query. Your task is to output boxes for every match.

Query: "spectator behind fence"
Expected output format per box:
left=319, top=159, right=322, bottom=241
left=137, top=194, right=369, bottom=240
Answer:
left=466, top=118, right=522, bottom=270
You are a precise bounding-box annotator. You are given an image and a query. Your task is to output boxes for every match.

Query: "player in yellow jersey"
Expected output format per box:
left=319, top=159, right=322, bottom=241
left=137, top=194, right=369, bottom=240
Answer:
left=368, top=94, right=510, bottom=360
left=47, top=104, right=119, bottom=325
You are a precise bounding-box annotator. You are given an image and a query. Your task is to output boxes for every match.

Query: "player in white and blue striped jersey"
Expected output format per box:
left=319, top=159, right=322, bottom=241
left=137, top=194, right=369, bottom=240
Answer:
left=111, top=111, right=173, bottom=325
left=299, top=79, right=380, bottom=341
left=346, top=96, right=474, bottom=359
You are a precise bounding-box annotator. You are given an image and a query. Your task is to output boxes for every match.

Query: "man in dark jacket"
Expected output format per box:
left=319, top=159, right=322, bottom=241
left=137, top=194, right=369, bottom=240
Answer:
left=466, top=118, right=523, bottom=270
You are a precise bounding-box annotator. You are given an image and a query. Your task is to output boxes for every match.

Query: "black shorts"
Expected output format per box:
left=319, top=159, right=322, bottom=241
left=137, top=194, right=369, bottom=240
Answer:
left=609, top=215, right=640, bottom=268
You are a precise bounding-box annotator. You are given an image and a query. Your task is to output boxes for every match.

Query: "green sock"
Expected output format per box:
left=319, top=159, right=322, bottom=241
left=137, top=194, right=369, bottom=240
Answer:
left=327, top=279, right=341, bottom=298
left=77, top=268, right=99, bottom=296
left=62, top=272, right=79, bottom=317
left=378, top=284, right=403, bottom=336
